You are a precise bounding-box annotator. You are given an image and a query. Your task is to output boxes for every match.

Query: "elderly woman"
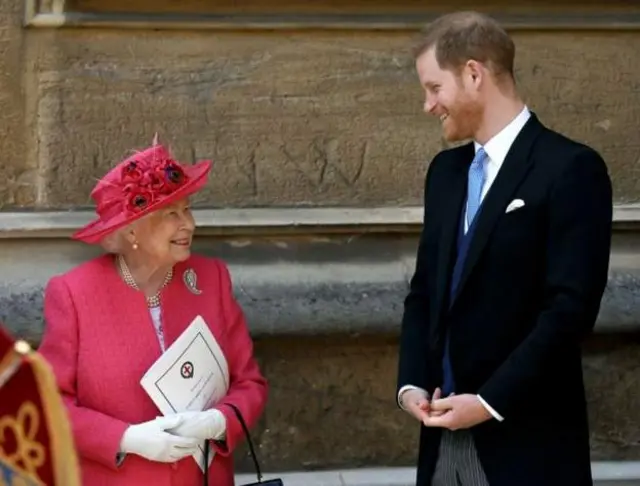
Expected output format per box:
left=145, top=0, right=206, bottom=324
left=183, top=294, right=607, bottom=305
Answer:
left=38, top=141, right=268, bottom=486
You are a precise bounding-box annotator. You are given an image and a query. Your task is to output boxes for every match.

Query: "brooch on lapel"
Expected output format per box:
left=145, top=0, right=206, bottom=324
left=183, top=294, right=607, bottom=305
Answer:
left=183, top=268, right=202, bottom=295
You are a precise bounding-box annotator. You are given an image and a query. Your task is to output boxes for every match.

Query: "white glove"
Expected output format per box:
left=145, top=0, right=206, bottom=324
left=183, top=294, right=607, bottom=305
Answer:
left=167, top=409, right=226, bottom=441
left=119, top=415, right=201, bottom=463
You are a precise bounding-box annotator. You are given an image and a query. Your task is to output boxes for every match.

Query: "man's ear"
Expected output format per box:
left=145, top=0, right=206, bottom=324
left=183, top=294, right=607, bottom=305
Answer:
left=464, top=59, right=483, bottom=89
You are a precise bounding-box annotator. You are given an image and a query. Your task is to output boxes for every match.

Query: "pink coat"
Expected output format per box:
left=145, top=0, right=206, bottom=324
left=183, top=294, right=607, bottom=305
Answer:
left=38, top=254, right=268, bottom=486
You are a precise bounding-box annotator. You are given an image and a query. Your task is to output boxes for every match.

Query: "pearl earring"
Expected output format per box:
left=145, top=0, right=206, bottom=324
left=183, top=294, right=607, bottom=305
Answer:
left=132, top=243, right=139, bottom=250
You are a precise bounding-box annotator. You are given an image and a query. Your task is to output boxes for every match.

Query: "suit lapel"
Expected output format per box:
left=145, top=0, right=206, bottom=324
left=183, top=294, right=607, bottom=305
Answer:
left=433, top=144, right=473, bottom=333
left=451, top=114, right=544, bottom=305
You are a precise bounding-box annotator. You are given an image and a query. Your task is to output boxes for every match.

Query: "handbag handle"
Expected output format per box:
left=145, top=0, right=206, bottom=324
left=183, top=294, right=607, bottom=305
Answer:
left=203, top=403, right=263, bottom=485
left=225, top=402, right=263, bottom=482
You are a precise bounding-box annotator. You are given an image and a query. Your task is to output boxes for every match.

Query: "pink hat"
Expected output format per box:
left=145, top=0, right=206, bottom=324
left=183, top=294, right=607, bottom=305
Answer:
left=72, top=142, right=212, bottom=244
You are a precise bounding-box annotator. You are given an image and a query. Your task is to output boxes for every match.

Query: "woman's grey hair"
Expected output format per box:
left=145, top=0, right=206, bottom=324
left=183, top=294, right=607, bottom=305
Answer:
left=99, top=227, right=130, bottom=255
left=99, top=213, right=153, bottom=254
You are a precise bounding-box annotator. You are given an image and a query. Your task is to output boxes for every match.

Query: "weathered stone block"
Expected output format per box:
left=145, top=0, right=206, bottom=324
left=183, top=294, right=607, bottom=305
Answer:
left=23, top=29, right=640, bottom=209
left=0, top=0, right=31, bottom=209
left=584, top=334, right=640, bottom=460
left=251, top=335, right=414, bottom=471
left=1, top=235, right=639, bottom=342
left=66, top=0, right=640, bottom=16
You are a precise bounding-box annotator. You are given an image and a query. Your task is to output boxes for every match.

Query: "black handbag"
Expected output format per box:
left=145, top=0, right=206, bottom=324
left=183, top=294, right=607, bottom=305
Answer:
left=203, top=403, right=283, bottom=486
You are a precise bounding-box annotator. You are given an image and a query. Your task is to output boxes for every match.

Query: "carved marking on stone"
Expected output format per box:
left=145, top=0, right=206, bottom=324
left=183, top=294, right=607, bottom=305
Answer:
left=231, top=142, right=259, bottom=197
left=280, top=137, right=368, bottom=191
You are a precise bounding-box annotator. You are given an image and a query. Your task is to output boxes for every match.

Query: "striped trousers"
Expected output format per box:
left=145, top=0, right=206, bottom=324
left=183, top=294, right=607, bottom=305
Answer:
left=431, top=430, right=490, bottom=486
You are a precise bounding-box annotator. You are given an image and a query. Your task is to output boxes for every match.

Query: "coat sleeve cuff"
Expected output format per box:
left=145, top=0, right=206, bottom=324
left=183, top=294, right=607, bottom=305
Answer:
left=397, top=385, right=429, bottom=410
left=209, top=405, right=240, bottom=457
left=477, top=394, right=504, bottom=422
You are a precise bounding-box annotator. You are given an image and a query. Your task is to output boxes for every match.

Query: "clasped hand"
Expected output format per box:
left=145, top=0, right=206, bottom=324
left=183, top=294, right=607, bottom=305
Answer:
left=120, top=409, right=226, bottom=463
left=167, top=408, right=226, bottom=441
left=402, top=388, right=491, bottom=431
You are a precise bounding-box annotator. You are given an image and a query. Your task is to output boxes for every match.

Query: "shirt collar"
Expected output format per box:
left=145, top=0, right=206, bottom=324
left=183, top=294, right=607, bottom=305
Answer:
left=474, top=106, right=531, bottom=167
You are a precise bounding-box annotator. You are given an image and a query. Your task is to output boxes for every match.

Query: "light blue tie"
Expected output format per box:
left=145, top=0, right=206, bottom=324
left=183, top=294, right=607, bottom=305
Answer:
left=466, top=147, right=488, bottom=228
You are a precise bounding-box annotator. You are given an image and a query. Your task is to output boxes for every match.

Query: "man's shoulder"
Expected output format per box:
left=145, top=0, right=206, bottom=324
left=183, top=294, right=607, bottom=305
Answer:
left=531, top=122, right=610, bottom=191
left=428, top=143, right=473, bottom=176
left=434, top=143, right=473, bottom=162
left=536, top=122, right=604, bottom=165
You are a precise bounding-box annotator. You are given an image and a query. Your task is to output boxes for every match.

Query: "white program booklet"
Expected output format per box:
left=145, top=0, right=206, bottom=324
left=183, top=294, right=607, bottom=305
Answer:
left=140, top=315, right=229, bottom=473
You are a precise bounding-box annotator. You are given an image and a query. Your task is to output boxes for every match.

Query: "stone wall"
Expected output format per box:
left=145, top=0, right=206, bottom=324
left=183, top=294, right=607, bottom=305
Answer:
left=2, top=0, right=640, bottom=208
left=0, top=0, right=28, bottom=207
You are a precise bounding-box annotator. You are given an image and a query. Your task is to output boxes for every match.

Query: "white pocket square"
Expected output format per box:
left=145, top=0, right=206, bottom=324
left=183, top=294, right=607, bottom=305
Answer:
left=505, top=199, right=525, bottom=213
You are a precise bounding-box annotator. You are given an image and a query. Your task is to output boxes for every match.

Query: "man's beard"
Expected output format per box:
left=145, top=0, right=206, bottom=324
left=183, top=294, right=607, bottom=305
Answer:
left=442, top=97, right=483, bottom=143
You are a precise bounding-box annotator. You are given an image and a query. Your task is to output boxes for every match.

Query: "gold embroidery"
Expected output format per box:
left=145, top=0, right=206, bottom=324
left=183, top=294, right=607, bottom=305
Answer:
left=0, top=402, right=45, bottom=480
left=26, top=352, right=81, bottom=485
left=0, top=454, right=44, bottom=486
left=9, top=474, right=38, bottom=486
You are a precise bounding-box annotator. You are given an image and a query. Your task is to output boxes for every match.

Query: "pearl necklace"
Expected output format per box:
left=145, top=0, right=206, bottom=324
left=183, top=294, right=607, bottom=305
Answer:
left=117, top=255, right=173, bottom=308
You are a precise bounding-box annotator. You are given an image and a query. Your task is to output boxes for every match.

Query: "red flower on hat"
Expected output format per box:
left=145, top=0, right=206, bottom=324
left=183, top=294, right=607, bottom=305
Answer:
left=117, top=154, right=190, bottom=214
left=141, top=171, right=166, bottom=193
left=121, top=161, right=143, bottom=184
left=157, top=159, right=187, bottom=194
left=124, top=188, right=155, bottom=213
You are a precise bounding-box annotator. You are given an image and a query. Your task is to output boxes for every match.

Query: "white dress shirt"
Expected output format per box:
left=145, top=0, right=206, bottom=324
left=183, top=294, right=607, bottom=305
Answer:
left=399, top=106, right=532, bottom=422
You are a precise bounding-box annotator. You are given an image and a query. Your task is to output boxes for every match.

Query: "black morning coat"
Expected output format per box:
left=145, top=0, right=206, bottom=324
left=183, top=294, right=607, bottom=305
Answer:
left=397, top=113, right=613, bottom=486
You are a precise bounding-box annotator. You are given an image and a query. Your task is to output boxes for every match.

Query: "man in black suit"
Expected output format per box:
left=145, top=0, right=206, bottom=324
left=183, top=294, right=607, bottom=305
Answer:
left=396, top=11, right=613, bottom=486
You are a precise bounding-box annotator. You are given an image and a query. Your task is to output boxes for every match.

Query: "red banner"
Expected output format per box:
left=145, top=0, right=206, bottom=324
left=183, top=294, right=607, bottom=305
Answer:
left=0, top=324, right=80, bottom=486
